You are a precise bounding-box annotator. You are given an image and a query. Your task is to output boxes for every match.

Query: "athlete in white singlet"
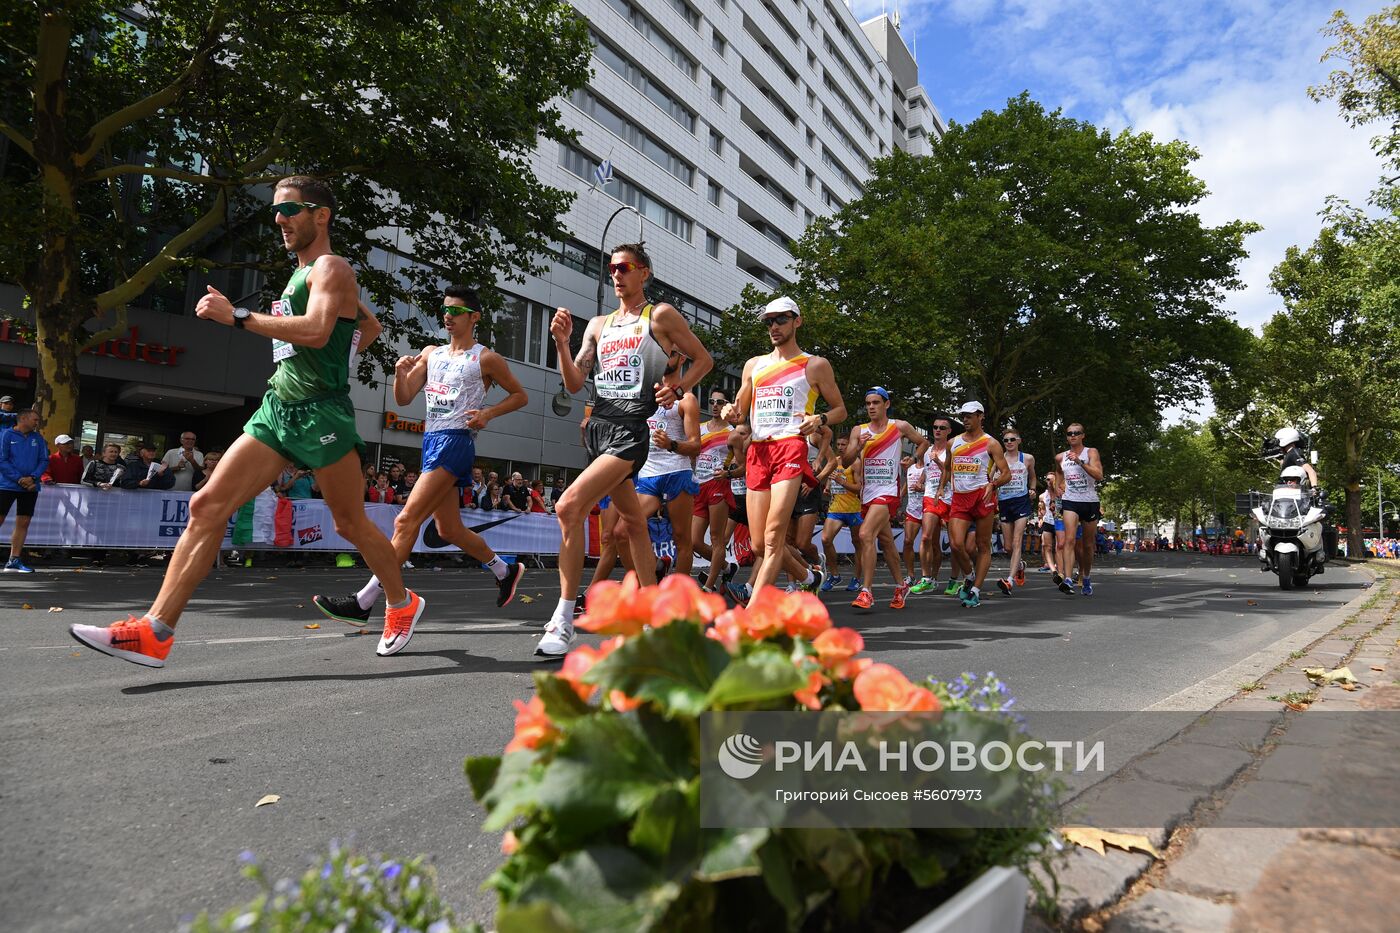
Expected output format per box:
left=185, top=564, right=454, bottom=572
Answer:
left=839, top=388, right=928, bottom=610
left=993, top=431, right=1037, bottom=596
left=691, top=388, right=737, bottom=592
left=1053, top=422, right=1105, bottom=595
left=1038, top=477, right=1062, bottom=574
left=900, top=455, right=925, bottom=587
left=636, top=372, right=701, bottom=577
left=311, top=286, right=529, bottom=650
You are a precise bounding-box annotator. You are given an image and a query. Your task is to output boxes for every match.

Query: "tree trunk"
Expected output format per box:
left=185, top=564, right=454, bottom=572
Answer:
left=33, top=311, right=82, bottom=439
left=1343, top=426, right=1367, bottom=558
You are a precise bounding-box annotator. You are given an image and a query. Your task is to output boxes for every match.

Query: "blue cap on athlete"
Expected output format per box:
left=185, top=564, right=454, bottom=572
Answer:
left=866, top=386, right=890, bottom=402
left=759, top=296, right=800, bottom=319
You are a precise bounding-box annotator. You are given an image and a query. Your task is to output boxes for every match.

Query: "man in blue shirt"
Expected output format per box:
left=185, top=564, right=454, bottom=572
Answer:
left=0, top=396, right=18, bottom=430
left=0, top=408, right=49, bottom=572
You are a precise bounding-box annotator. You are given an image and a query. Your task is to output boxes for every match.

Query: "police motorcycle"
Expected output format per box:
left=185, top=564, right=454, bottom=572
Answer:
left=1253, top=444, right=1329, bottom=590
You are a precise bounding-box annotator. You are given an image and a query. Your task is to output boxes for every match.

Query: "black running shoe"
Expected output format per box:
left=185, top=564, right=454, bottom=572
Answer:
left=996, top=578, right=1013, bottom=597
left=573, top=593, right=587, bottom=618
left=312, top=593, right=371, bottom=627
left=1057, top=578, right=1076, bottom=596
left=656, top=555, right=673, bottom=579
left=722, top=560, right=739, bottom=585
left=496, top=561, right=525, bottom=608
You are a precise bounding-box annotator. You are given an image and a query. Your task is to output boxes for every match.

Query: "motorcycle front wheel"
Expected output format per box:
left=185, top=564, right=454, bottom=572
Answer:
left=1277, top=551, right=1297, bottom=590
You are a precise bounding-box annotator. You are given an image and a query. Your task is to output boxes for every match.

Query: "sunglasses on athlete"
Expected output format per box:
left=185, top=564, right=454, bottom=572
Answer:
left=710, top=397, right=727, bottom=405
left=764, top=313, right=797, bottom=326
left=271, top=200, right=324, bottom=217
left=608, top=261, right=643, bottom=276
left=441, top=305, right=476, bottom=317
left=1066, top=430, right=1083, bottom=437
left=1003, top=437, right=1019, bottom=443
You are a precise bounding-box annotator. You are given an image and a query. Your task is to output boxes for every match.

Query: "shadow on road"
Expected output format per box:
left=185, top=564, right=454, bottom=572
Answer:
left=120, top=647, right=540, bottom=695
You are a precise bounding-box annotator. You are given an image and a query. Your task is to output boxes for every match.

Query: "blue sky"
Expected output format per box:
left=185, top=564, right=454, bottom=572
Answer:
left=850, top=0, right=1389, bottom=341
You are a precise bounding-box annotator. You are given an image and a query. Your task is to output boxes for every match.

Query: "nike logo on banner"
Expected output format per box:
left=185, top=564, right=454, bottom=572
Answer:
left=424, top=513, right=524, bottom=549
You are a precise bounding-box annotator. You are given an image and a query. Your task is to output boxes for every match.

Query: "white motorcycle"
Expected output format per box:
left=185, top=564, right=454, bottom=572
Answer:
left=1253, top=466, right=1328, bottom=590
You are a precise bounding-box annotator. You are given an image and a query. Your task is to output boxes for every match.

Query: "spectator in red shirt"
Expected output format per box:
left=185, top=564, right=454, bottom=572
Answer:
left=366, top=471, right=395, bottom=503
left=42, top=433, right=83, bottom=485
left=529, top=479, right=549, bottom=513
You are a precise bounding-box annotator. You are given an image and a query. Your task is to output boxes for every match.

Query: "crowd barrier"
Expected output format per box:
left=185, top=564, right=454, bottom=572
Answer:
left=3, top=485, right=888, bottom=556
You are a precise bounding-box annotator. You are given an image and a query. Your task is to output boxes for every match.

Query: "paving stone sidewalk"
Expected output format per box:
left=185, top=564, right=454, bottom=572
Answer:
left=1030, top=568, right=1400, bottom=932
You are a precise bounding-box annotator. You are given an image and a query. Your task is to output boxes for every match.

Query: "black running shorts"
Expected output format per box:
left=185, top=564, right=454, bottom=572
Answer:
left=584, top=417, right=650, bottom=478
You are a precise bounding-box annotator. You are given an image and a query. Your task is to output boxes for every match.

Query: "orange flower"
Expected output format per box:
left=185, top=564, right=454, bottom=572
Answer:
left=837, top=657, right=873, bottom=680
left=501, top=830, right=519, bottom=855
left=794, top=668, right=829, bottom=710
left=740, top=586, right=788, bottom=640
left=608, top=689, right=645, bottom=712
left=557, top=644, right=606, bottom=701
left=813, top=627, right=864, bottom=670
left=504, top=696, right=558, bottom=752
left=783, top=591, right=832, bottom=640
left=706, top=609, right=746, bottom=654
left=650, top=573, right=727, bottom=627
left=576, top=572, right=654, bottom=637
left=853, top=664, right=944, bottom=713
left=904, top=686, right=941, bottom=712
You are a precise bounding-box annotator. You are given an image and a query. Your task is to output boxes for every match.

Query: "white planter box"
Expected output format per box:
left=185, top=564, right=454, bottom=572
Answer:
left=903, top=866, right=1029, bottom=933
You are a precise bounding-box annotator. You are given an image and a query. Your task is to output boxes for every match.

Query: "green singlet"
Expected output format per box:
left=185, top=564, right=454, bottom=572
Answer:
left=243, top=257, right=364, bottom=469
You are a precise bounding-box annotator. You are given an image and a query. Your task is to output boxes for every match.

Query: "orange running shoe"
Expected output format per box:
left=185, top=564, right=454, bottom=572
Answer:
left=890, top=582, right=910, bottom=609
left=69, top=615, right=173, bottom=668
left=377, top=590, right=426, bottom=657
left=1015, top=562, right=1026, bottom=586
left=851, top=589, right=874, bottom=609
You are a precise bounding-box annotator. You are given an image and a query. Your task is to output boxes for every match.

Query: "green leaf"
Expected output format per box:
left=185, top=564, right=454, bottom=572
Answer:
left=694, top=828, right=769, bottom=881
left=503, top=847, right=681, bottom=933
left=756, top=839, right=805, bottom=932
left=583, top=621, right=730, bottom=717
left=480, top=750, right=548, bottom=832
left=705, top=644, right=807, bottom=707
left=533, top=670, right=594, bottom=721
left=464, top=754, right=501, bottom=802
left=533, top=715, right=690, bottom=840
left=628, top=787, right=690, bottom=859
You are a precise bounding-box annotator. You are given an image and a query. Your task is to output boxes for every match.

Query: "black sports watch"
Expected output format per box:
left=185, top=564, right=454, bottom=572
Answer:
left=232, top=307, right=251, bottom=329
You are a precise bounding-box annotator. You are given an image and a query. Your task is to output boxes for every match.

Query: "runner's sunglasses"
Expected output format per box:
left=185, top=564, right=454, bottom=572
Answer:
left=441, top=305, right=476, bottom=317
left=608, top=261, right=642, bottom=275
left=271, top=200, right=324, bottom=217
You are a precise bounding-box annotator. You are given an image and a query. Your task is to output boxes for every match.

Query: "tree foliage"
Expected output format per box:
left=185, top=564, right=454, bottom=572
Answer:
left=0, top=0, right=592, bottom=434
left=1311, top=4, right=1400, bottom=193
left=711, top=95, right=1258, bottom=470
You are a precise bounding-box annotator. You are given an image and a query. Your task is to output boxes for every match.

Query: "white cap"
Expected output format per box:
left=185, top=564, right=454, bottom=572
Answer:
left=55, top=434, right=73, bottom=444
left=759, top=296, right=800, bottom=319
left=957, top=401, right=985, bottom=415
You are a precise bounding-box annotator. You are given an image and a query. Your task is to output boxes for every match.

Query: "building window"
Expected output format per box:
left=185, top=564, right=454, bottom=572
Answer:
left=712, top=31, right=726, bottom=56
left=602, top=0, right=698, bottom=80
left=569, top=88, right=695, bottom=185
left=709, top=127, right=724, bottom=156
left=708, top=179, right=723, bottom=205
left=559, top=143, right=693, bottom=241
left=592, top=32, right=696, bottom=133
left=711, top=79, right=725, bottom=105
left=491, top=293, right=529, bottom=362
left=545, top=312, right=588, bottom=370
left=806, top=89, right=816, bottom=111
left=805, top=168, right=816, bottom=189
left=666, top=0, right=701, bottom=31
left=706, top=232, right=721, bottom=258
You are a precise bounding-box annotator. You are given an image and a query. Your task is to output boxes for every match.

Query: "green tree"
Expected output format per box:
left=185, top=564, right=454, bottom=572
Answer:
left=0, top=1, right=591, bottom=436
left=1260, top=209, right=1400, bottom=554
left=710, top=95, right=1258, bottom=468
left=1311, top=4, right=1400, bottom=195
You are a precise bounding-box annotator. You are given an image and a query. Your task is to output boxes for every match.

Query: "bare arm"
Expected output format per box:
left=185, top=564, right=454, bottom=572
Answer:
left=674, top=394, right=703, bottom=457
left=814, top=427, right=838, bottom=484
left=1026, top=453, right=1038, bottom=494
left=393, top=347, right=432, bottom=407
left=355, top=300, right=382, bottom=352
left=195, top=256, right=357, bottom=347
left=1082, top=448, right=1105, bottom=483
left=900, top=420, right=930, bottom=462
left=651, top=304, right=714, bottom=406
left=800, top=356, right=847, bottom=438
left=840, top=428, right=864, bottom=467
left=986, top=438, right=1011, bottom=499
left=553, top=309, right=597, bottom=395
left=721, top=358, right=757, bottom=426
left=471, top=350, right=530, bottom=430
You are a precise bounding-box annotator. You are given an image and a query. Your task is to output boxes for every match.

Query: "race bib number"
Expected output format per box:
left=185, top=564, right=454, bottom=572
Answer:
left=270, top=299, right=297, bottom=363
left=953, top=458, right=981, bottom=474
left=596, top=331, right=644, bottom=400
left=752, top=384, right=797, bottom=433
left=425, top=381, right=459, bottom=416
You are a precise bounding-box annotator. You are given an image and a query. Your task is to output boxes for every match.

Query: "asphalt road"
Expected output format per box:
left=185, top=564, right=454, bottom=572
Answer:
left=0, top=551, right=1370, bottom=931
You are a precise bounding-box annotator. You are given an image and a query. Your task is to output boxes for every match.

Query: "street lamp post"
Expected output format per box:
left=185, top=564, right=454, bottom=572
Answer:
left=595, top=205, right=643, bottom=318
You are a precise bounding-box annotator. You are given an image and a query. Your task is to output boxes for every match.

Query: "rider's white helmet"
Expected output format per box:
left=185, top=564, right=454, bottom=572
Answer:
left=1280, top=465, right=1307, bottom=483
left=1274, top=427, right=1302, bottom=448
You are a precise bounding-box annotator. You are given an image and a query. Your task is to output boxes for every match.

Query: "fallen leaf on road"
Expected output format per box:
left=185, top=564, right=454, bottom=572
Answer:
left=20, top=603, right=33, bottom=609
left=304, top=623, right=320, bottom=630
left=295, top=603, right=304, bottom=609
left=1247, top=600, right=1258, bottom=606
left=1372, top=666, right=1385, bottom=672
left=1340, top=683, right=1357, bottom=692
left=1285, top=701, right=1310, bottom=711
left=1304, top=666, right=1357, bottom=685
left=71, top=651, right=81, bottom=657
left=48, top=606, right=63, bottom=612
left=520, top=595, right=534, bottom=603
left=255, top=794, right=280, bottom=807
left=1060, top=826, right=1160, bottom=859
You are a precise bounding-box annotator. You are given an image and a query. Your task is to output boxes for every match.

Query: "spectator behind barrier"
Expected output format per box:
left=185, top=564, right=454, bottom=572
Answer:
left=121, top=442, right=175, bottom=490
left=81, top=443, right=126, bottom=489
left=42, top=433, right=83, bottom=485
left=0, top=395, right=18, bottom=430
left=160, top=430, right=203, bottom=492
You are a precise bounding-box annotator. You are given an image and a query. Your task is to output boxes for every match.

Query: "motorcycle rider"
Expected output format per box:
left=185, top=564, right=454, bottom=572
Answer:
left=1274, top=428, right=1318, bottom=487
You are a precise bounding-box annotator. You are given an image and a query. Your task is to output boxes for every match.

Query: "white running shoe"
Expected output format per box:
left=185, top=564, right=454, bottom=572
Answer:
left=536, top=618, right=575, bottom=657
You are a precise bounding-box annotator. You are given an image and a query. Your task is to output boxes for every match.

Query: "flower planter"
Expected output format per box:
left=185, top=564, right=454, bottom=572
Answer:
left=903, top=866, right=1030, bottom=933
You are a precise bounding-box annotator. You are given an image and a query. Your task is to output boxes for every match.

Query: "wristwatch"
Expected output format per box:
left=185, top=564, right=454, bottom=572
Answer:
left=232, top=307, right=251, bottom=329
left=818, top=412, right=829, bottom=426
